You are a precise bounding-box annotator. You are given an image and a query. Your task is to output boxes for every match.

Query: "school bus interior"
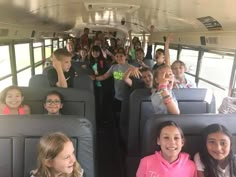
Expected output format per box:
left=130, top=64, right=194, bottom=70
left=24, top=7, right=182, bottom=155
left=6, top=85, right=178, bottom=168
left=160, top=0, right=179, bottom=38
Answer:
left=1, top=1, right=236, bottom=177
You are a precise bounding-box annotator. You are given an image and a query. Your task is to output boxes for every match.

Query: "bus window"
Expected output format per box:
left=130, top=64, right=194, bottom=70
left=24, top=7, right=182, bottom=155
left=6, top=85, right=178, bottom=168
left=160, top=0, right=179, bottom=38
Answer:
left=169, top=49, right=177, bottom=64
left=14, top=43, right=31, bottom=71
left=0, top=77, right=12, bottom=92
left=45, top=39, right=52, bottom=58
left=200, top=52, right=233, bottom=88
left=198, top=52, right=234, bottom=109
left=59, top=38, right=64, bottom=48
left=17, top=68, right=31, bottom=86
left=33, top=42, right=43, bottom=63
left=53, top=39, right=58, bottom=51
left=179, top=49, right=198, bottom=75
left=198, top=80, right=228, bottom=110
left=35, top=65, right=43, bottom=75
left=0, top=45, right=11, bottom=78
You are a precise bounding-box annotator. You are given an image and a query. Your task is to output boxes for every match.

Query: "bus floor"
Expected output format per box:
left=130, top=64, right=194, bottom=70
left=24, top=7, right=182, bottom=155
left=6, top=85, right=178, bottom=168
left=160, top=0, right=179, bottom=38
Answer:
left=96, top=117, right=126, bottom=177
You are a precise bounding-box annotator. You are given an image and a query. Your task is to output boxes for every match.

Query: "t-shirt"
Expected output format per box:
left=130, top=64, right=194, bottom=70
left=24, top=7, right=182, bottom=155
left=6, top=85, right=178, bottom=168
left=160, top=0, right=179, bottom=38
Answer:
left=173, top=77, right=196, bottom=88
left=107, top=63, right=130, bottom=100
left=47, top=67, right=75, bottom=88
left=194, top=153, right=233, bottom=177
left=30, top=168, right=84, bottom=177
left=136, top=151, right=197, bottom=177
left=152, top=63, right=165, bottom=70
left=151, top=90, right=178, bottom=114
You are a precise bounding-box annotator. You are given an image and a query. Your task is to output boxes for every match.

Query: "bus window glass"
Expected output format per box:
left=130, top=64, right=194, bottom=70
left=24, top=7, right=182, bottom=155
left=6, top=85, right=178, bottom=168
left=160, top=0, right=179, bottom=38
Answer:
left=200, top=52, right=233, bottom=87
left=53, top=40, right=58, bottom=51
left=169, top=49, right=177, bottom=64
left=198, top=80, right=227, bottom=112
left=14, top=43, right=30, bottom=70
left=34, top=47, right=42, bottom=63
left=45, top=39, right=52, bottom=45
left=179, top=49, right=198, bottom=75
left=185, top=74, right=196, bottom=85
left=17, top=68, right=31, bottom=86
left=0, top=77, right=12, bottom=92
left=59, top=41, right=63, bottom=48
left=35, top=65, right=43, bottom=75
left=45, top=46, right=52, bottom=59
left=63, top=40, right=67, bottom=47
left=0, top=45, right=11, bottom=77
left=33, top=42, right=42, bottom=47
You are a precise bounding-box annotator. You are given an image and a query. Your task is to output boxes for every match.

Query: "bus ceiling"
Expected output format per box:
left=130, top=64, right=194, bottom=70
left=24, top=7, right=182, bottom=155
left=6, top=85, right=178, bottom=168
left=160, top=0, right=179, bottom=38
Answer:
left=0, top=0, right=236, bottom=48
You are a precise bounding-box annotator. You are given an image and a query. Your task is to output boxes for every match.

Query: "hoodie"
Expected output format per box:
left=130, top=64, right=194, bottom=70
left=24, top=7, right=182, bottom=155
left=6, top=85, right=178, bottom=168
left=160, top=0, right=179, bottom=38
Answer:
left=136, top=151, right=197, bottom=177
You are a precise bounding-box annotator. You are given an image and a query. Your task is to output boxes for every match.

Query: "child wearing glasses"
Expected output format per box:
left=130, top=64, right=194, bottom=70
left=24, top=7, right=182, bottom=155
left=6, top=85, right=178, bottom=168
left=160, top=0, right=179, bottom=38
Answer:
left=44, top=90, right=64, bottom=115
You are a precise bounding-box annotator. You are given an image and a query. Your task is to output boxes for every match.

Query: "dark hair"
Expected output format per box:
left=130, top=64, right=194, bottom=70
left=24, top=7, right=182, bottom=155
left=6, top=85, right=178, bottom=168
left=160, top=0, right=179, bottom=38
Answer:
left=91, top=45, right=102, bottom=53
left=157, top=121, right=184, bottom=139
left=89, top=45, right=105, bottom=67
left=171, top=60, right=186, bottom=70
left=139, top=67, right=152, bottom=73
left=53, top=48, right=72, bottom=61
left=90, top=45, right=104, bottom=59
left=199, top=124, right=236, bottom=177
left=84, top=27, right=89, bottom=32
left=156, top=48, right=164, bottom=54
left=135, top=48, right=144, bottom=53
left=44, top=90, right=64, bottom=104
left=0, top=85, right=24, bottom=104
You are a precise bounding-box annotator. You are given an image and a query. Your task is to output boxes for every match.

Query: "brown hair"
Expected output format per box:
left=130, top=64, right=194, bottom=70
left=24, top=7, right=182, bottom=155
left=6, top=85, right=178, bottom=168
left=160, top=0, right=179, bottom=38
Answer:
left=53, top=48, right=72, bottom=61
left=153, top=65, right=170, bottom=88
left=32, top=132, right=83, bottom=177
left=171, top=60, right=186, bottom=70
left=0, top=85, right=24, bottom=104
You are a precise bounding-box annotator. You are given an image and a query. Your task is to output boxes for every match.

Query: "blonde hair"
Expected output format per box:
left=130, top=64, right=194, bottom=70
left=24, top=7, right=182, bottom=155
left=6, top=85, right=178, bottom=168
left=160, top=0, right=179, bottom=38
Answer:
left=153, top=65, right=170, bottom=88
left=31, top=132, right=83, bottom=177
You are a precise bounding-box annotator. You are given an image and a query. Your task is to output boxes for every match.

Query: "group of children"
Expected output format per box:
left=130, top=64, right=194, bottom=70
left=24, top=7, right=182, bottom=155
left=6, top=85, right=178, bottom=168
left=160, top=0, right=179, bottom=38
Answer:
left=0, top=85, right=64, bottom=115
left=20, top=120, right=236, bottom=177
left=136, top=121, right=236, bottom=177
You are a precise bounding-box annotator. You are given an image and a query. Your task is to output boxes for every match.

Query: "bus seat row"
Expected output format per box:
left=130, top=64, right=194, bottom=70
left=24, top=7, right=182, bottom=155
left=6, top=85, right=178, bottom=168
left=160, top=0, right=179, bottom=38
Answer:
left=20, top=87, right=95, bottom=133
left=127, top=114, right=236, bottom=177
left=28, top=74, right=94, bottom=93
left=0, top=115, right=94, bottom=177
left=126, top=88, right=216, bottom=176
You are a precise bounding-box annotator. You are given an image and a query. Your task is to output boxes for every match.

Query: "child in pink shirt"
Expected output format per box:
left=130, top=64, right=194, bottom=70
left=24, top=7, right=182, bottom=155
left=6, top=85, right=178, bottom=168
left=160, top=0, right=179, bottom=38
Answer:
left=136, top=121, right=197, bottom=177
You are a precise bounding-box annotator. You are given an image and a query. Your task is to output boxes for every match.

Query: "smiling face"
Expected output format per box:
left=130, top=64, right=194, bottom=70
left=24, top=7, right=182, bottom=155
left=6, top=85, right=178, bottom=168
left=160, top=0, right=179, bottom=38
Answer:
left=155, top=51, right=165, bottom=64
left=154, top=66, right=174, bottom=89
left=49, top=141, right=76, bottom=175
left=141, top=70, right=153, bottom=88
left=157, top=125, right=184, bottom=163
left=5, top=89, right=24, bottom=109
left=171, top=62, right=186, bottom=79
left=206, top=131, right=231, bottom=162
left=115, top=53, right=126, bottom=64
left=44, top=94, right=63, bottom=115
left=135, top=50, right=144, bottom=61
left=92, top=50, right=100, bottom=59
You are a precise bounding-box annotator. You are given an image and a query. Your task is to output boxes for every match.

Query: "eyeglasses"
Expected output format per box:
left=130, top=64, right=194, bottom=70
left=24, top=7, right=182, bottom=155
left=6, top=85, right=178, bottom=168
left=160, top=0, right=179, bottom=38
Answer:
left=46, top=100, right=61, bottom=105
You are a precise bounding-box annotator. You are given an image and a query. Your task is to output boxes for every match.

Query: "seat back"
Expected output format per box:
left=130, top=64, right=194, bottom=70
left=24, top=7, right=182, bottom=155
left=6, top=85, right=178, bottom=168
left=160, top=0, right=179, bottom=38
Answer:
left=0, top=115, right=94, bottom=177
left=128, top=88, right=215, bottom=156
left=20, top=87, right=95, bottom=132
left=142, top=114, right=236, bottom=158
left=73, top=74, right=94, bottom=94
left=127, top=114, right=236, bottom=177
left=28, top=74, right=50, bottom=87
left=174, top=88, right=216, bottom=113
